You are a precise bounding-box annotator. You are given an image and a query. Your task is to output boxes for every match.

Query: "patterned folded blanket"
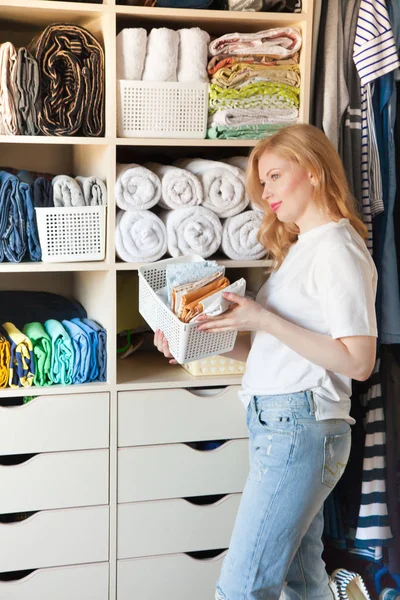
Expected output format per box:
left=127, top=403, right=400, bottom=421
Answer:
left=208, top=107, right=298, bottom=127
left=30, top=24, right=105, bottom=136
left=208, top=53, right=299, bottom=75
left=209, top=82, right=300, bottom=113
left=211, top=63, right=300, bottom=89
left=207, top=123, right=288, bottom=140
left=209, top=28, right=302, bottom=58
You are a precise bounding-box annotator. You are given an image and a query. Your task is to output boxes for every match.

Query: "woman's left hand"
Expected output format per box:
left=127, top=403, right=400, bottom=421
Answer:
left=195, top=292, right=267, bottom=333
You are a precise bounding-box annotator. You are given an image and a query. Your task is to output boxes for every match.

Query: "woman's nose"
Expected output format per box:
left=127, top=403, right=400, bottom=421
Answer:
left=262, top=185, right=271, bottom=200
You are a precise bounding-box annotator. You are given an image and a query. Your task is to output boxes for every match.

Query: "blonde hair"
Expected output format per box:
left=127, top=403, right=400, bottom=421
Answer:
left=247, top=124, right=368, bottom=270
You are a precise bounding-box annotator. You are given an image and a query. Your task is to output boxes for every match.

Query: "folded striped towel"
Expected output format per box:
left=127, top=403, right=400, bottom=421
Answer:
left=0, top=333, right=10, bottom=388
left=22, top=322, right=52, bottom=387
left=2, top=322, right=35, bottom=388
left=44, top=319, right=74, bottom=385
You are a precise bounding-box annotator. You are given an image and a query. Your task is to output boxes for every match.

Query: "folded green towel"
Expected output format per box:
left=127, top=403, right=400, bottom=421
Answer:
left=23, top=322, right=52, bottom=386
left=207, top=123, right=287, bottom=140
left=44, top=319, right=74, bottom=385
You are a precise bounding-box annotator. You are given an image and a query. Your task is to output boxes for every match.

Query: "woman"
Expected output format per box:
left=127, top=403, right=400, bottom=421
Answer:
left=154, top=124, right=377, bottom=600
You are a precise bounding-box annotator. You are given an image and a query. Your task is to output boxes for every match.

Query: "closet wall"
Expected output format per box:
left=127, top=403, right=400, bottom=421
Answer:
left=0, top=1, right=314, bottom=599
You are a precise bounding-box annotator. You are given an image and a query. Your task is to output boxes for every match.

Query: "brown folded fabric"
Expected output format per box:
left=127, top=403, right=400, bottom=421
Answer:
left=171, top=271, right=223, bottom=314
left=29, top=24, right=105, bottom=137
left=179, top=276, right=230, bottom=323
left=207, top=52, right=299, bottom=75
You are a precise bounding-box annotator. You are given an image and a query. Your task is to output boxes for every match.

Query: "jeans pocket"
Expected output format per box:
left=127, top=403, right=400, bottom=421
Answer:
left=257, top=408, right=296, bottom=436
left=322, top=428, right=351, bottom=488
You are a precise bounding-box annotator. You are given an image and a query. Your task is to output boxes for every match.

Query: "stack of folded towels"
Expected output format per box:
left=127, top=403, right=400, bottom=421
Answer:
left=0, top=291, right=107, bottom=388
left=0, top=25, right=104, bottom=137
left=157, top=260, right=246, bottom=323
left=207, top=28, right=302, bottom=139
left=0, top=167, right=107, bottom=262
left=115, top=157, right=268, bottom=263
left=117, top=27, right=210, bottom=83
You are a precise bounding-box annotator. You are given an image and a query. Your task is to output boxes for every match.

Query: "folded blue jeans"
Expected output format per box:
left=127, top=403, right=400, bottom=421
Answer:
left=216, top=392, right=351, bottom=600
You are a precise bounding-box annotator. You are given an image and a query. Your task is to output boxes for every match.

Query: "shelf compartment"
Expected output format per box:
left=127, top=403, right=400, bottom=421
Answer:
left=116, top=258, right=271, bottom=270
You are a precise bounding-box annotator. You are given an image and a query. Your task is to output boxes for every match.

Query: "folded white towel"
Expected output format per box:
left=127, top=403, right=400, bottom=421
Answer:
left=52, top=175, right=85, bottom=207
left=142, top=28, right=179, bottom=82
left=116, top=163, right=161, bottom=211
left=177, top=28, right=210, bottom=83
left=115, top=210, right=167, bottom=263
left=209, top=28, right=302, bottom=58
left=75, top=176, right=107, bottom=206
left=209, top=108, right=299, bottom=127
left=221, top=210, right=267, bottom=260
left=145, top=162, right=203, bottom=210
left=175, top=158, right=248, bottom=218
left=160, top=206, right=222, bottom=258
left=116, top=28, right=147, bottom=80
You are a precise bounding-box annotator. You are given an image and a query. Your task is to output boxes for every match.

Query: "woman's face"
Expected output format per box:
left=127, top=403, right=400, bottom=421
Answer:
left=258, top=151, right=315, bottom=224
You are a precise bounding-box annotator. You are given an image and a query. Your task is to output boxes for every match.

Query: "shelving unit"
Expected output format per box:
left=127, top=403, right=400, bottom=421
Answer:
left=0, top=1, right=313, bottom=598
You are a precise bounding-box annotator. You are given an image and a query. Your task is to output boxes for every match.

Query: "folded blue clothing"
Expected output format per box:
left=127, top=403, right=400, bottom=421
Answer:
left=71, top=318, right=99, bottom=382
left=44, top=319, right=74, bottom=385
left=82, top=318, right=107, bottom=382
left=62, top=319, right=91, bottom=384
left=0, top=171, right=27, bottom=262
left=17, top=171, right=41, bottom=261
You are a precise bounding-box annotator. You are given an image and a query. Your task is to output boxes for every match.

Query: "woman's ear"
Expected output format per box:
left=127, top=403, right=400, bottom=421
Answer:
left=309, top=173, right=317, bottom=187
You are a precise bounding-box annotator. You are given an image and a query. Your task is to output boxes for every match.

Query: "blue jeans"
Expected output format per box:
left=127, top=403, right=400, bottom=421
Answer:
left=216, top=391, right=352, bottom=600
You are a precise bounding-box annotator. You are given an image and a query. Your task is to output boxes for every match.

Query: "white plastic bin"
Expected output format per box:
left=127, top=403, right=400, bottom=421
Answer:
left=35, top=206, right=106, bottom=262
left=138, top=255, right=238, bottom=364
left=118, top=80, right=209, bottom=139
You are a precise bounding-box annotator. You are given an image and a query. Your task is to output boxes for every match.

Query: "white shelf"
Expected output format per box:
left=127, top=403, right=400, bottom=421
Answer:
left=117, top=352, right=242, bottom=390
left=0, top=261, right=112, bottom=273
left=0, top=381, right=110, bottom=399
left=116, top=258, right=272, bottom=270
left=0, top=136, right=110, bottom=145
left=116, top=138, right=259, bottom=147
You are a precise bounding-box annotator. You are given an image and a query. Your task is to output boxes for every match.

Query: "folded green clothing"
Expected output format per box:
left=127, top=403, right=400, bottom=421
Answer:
left=207, top=123, right=287, bottom=140
left=209, top=82, right=300, bottom=113
left=44, top=319, right=74, bottom=385
left=23, top=322, right=52, bottom=386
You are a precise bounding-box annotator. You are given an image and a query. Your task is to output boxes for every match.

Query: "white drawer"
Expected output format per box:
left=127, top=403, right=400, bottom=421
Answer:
left=0, top=393, right=109, bottom=455
left=118, top=494, right=240, bottom=558
left=0, top=562, right=109, bottom=600
left=118, top=386, right=247, bottom=446
left=0, top=506, right=109, bottom=573
left=118, top=440, right=248, bottom=502
left=118, top=552, right=226, bottom=600
left=0, top=449, right=109, bottom=514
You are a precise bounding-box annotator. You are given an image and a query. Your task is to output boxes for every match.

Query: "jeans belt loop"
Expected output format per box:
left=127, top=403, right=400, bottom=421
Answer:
left=307, top=391, right=315, bottom=416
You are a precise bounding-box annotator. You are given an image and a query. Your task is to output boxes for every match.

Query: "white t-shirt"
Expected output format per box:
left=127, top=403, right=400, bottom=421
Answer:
left=241, top=219, right=378, bottom=423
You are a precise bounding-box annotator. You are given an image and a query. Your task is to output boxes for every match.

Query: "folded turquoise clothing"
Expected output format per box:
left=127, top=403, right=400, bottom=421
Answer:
left=207, top=123, right=287, bottom=139
left=0, top=171, right=27, bottom=263
left=82, top=318, right=107, bottom=382
left=44, top=319, right=74, bottom=385
left=71, top=318, right=99, bottom=382
left=61, top=319, right=91, bottom=384
left=22, top=321, right=52, bottom=386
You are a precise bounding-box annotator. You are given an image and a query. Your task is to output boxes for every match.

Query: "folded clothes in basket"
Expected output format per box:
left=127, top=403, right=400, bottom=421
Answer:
left=22, top=322, right=52, bottom=386
left=178, top=274, right=231, bottom=322
left=165, top=259, right=222, bottom=306
left=189, top=277, right=246, bottom=322
left=2, top=322, right=35, bottom=388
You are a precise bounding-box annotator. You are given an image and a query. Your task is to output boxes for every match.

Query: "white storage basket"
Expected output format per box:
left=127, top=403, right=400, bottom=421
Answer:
left=118, top=80, right=209, bottom=139
left=138, top=256, right=238, bottom=364
left=35, top=205, right=106, bottom=263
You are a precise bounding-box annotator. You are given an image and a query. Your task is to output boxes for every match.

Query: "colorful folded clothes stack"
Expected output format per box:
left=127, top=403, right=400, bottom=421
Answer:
left=207, top=28, right=302, bottom=139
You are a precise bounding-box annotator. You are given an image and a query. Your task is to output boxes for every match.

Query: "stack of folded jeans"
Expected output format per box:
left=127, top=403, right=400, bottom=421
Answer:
left=207, top=28, right=302, bottom=139
left=29, top=24, right=105, bottom=137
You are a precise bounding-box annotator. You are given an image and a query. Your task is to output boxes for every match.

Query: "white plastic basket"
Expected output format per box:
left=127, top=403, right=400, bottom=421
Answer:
left=138, top=255, right=238, bottom=364
left=35, top=205, right=106, bottom=262
left=118, top=80, right=209, bottom=139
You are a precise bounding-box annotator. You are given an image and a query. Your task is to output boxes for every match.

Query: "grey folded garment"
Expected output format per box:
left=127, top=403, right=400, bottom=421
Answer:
left=0, top=42, right=19, bottom=135
left=52, top=175, right=85, bottom=207
left=13, top=48, right=39, bottom=136
left=75, top=176, right=107, bottom=206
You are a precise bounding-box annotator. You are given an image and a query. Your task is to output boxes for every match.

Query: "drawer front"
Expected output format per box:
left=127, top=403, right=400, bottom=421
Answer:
left=0, top=562, right=109, bottom=600
left=118, top=494, right=240, bottom=559
left=0, top=450, right=109, bottom=514
left=0, top=506, right=109, bottom=573
left=118, top=440, right=248, bottom=502
left=118, top=386, right=247, bottom=446
left=0, top=393, right=109, bottom=455
left=118, top=552, right=226, bottom=600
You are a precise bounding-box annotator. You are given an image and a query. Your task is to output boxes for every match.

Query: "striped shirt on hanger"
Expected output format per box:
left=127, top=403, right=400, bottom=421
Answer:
left=353, top=0, right=400, bottom=252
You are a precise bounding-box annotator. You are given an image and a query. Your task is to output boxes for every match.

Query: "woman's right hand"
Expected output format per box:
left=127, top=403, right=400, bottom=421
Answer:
left=153, top=330, right=178, bottom=365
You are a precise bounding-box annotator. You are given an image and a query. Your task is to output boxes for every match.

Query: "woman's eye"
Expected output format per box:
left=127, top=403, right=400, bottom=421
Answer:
left=271, top=174, right=279, bottom=181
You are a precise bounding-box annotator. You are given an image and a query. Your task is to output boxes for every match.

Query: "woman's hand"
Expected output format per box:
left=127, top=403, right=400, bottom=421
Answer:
left=153, top=330, right=178, bottom=364
left=195, top=292, right=268, bottom=333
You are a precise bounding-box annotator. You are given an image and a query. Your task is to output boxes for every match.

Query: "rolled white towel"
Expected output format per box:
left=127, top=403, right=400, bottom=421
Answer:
left=221, top=210, right=268, bottom=260
left=160, top=206, right=222, bottom=258
left=75, top=176, right=107, bottom=206
left=224, top=156, right=248, bottom=173
left=177, top=28, right=210, bottom=83
left=145, top=162, right=203, bottom=210
left=116, top=28, right=147, bottom=80
left=115, top=210, right=167, bottom=263
left=142, top=28, right=179, bottom=82
left=52, top=175, right=85, bottom=207
left=116, top=163, right=161, bottom=211
left=175, top=158, right=248, bottom=218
